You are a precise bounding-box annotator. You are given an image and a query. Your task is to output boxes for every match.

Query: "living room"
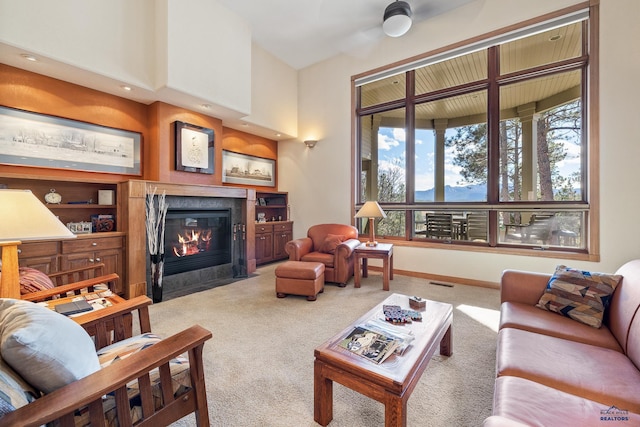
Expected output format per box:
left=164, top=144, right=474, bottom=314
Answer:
left=1, top=0, right=639, bottom=425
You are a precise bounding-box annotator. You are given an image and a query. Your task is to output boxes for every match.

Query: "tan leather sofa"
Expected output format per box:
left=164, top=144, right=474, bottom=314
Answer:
left=485, top=259, right=640, bottom=426
left=284, top=223, right=361, bottom=286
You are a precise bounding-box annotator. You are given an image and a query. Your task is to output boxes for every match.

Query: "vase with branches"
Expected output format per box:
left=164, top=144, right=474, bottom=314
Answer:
left=145, top=186, right=168, bottom=302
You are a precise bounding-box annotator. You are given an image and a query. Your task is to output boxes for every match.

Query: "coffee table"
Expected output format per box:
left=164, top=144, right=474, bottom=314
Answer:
left=314, top=293, right=453, bottom=427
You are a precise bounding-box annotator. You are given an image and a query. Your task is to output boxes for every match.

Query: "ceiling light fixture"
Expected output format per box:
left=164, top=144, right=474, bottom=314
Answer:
left=120, top=85, right=132, bottom=91
left=304, top=140, right=318, bottom=148
left=383, top=1, right=413, bottom=38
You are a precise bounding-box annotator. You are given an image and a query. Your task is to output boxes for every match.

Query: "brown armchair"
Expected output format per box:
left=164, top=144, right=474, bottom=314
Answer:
left=285, top=224, right=361, bottom=287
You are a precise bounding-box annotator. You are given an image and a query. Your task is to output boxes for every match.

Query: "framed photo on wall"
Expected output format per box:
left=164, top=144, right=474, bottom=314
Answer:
left=222, top=150, right=275, bottom=187
left=0, top=106, right=142, bottom=175
left=174, top=121, right=214, bottom=174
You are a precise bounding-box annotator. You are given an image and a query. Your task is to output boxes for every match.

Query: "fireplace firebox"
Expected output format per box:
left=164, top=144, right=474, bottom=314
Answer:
left=163, top=209, right=232, bottom=276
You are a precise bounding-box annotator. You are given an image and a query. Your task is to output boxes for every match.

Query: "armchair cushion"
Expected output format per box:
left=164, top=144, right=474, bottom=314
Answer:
left=320, top=234, right=345, bottom=254
left=0, top=298, right=100, bottom=394
left=536, top=265, right=622, bottom=328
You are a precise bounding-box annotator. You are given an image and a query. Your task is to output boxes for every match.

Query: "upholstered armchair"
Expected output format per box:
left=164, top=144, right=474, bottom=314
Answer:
left=285, top=224, right=361, bottom=287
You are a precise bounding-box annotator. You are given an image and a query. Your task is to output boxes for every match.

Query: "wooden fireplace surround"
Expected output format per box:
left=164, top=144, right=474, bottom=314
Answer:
left=123, top=180, right=257, bottom=298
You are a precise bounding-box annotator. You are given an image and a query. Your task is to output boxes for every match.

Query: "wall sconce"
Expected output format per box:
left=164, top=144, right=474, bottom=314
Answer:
left=304, top=140, right=318, bottom=148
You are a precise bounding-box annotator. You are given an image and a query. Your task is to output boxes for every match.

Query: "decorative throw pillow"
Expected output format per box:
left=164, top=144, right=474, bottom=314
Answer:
left=320, top=234, right=345, bottom=254
left=17, top=267, right=55, bottom=295
left=0, top=298, right=101, bottom=394
left=536, top=265, right=622, bottom=328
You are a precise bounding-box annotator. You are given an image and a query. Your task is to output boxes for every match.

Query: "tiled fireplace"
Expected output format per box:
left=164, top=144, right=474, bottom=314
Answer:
left=123, top=180, right=256, bottom=300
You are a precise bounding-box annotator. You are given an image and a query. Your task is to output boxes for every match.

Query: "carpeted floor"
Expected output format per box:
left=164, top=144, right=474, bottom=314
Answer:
left=148, top=263, right=501, bottom=426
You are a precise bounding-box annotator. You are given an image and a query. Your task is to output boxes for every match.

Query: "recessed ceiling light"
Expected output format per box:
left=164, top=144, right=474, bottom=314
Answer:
left=120, top=85, right=132, bottom=91
left=20, top=54, right=37, bottom=62
left=201, top=103, right=212, bottom=109
left=241, top=123, right=249, bottom=127
left=275, top=133, right=282, bottom=137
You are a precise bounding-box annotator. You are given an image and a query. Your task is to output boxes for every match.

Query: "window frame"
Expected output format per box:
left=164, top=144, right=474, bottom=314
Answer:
left=351, top=2, right=599, bottom=261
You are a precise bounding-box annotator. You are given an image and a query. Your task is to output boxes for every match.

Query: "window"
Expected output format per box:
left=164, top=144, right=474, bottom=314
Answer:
left=355, top=11, right=594, bottom=255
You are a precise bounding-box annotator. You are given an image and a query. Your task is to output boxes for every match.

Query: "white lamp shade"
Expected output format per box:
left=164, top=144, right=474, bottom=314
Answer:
left=0, top=189, right=76, bottom=241
left=355, top=201, right=387, bottom=219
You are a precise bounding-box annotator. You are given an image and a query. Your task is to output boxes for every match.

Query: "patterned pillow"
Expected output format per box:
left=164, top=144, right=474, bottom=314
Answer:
left=536, top=265, right=622, bottom=328
left=320, top=234, right=345, bottom=254
left=18, top=267, right=55, bottom=295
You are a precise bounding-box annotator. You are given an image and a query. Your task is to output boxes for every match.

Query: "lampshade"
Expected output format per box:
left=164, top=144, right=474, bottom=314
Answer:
left=0, top=189, right=76, bottom=298
left=355, top=201, right=387, bottom=219
left=383, top=1, right=413, bottom=38
left=0, top=189, right=76, bottom=241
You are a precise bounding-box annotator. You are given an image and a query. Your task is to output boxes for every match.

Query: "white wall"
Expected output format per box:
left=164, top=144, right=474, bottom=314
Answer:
left=281, top=0, right=640, bottom=283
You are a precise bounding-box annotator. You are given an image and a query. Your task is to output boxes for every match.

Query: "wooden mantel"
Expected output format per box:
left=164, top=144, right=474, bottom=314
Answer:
left=122, top=180, right=257, bottom=298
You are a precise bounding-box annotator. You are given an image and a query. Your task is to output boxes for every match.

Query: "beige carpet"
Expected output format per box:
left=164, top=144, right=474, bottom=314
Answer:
left=147, top=263, right=501, bottom=426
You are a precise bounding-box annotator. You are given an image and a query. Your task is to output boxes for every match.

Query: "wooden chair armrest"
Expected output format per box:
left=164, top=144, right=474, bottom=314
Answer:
left=79, top=296, right=153, bottom=348
left=0, top=325, right=213, bottom=427
left=21, top=273, right=120, bottom=302
left=47, top=263, right=106, bottom=286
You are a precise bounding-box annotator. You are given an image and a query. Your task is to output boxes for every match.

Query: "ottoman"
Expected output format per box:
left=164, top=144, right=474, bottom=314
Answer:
left=275, top=261, right=325, bottom=301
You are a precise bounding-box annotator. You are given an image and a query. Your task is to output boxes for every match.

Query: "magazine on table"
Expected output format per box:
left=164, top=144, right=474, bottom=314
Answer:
left=363, top=319, right=415, bottom=356
left=338, top=326, right=400, bottom=364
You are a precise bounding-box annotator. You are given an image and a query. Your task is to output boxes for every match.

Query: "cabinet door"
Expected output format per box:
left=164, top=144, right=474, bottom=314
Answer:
left=274, top=230, right=292, bottom=260
left=60, top=248, right=123, bottom=294
left=255, top=232, right=273, bottom=265
left=19, top=255, right=59, bottom=274
left=18, top=241, right=59, bottom=274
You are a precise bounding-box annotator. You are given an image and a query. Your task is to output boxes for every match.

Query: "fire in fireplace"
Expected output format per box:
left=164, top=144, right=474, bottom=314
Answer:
left=163, top=209, right=232, bottom=276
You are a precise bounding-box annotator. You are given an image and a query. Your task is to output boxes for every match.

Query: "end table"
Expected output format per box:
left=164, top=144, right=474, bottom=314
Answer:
left=354, top=243, right=393, bottom=291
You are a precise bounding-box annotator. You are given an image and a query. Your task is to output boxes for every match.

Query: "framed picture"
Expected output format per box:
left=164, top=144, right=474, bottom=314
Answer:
left=222, top=150, right=275, bottom=187
left=174, top=121, right=214, bottom=174
left=0, top=105, right=141, bottom=175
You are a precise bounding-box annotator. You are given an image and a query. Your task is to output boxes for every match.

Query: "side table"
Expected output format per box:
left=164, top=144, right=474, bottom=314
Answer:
left=354, top=243, right=393, bottom=291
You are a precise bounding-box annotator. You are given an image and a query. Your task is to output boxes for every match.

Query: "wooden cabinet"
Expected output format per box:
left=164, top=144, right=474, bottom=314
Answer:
left=273, top=222, right=293, bottom=260
left=60, top=235, right=125, bottom=294
left=254, top=191, right=293, bottom=265
left=17, top=241, right=59, bottom=275
left=18, top=234, right=126, bottom=295
left=255, top=222, right=293, bottom=265
left=255, top=224, right=274, bottom=265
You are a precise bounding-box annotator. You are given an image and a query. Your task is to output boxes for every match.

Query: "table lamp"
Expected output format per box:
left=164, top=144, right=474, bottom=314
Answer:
left=0, top=189, right=76, bottom=298
left=354, top=201, right=387, bottom=247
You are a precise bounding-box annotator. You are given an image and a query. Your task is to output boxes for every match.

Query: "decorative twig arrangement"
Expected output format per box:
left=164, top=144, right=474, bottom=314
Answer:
left=145, top=186, right=168, bottom=302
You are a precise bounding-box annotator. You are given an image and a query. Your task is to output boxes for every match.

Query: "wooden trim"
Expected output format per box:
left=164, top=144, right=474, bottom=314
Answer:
left=366, top=266, right=500, bottom=290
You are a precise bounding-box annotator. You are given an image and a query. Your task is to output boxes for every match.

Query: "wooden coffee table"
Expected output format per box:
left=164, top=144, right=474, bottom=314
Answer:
left=314, top=293, right=453, bottom=427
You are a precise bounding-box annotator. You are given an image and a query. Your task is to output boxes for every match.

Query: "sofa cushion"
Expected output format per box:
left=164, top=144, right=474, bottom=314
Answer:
left=0, top=298, right=101, bottom=394
left=492, top=376, right=640, bottom=426
left=496, top=327, right=640, bottom=412
left=536, top=265, right=622, bottom=328
left=320, top=234, right=345, bottom=254
left=500, top=302, right=622, bottom=352
left=18, top=267, right=55, bottom=295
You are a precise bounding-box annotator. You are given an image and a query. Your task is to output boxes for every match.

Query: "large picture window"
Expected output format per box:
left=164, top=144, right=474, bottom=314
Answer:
left=355, top=10, right=594, bottom=255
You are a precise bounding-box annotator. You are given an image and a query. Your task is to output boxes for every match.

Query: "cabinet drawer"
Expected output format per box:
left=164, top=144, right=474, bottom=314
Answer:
left=18, top=241, right=59, bottom=258
left=61, top=236, right=123, bottom=253
left=273, top=223, right=292, bottom=232
left=255, top=224, right=273, bottom=234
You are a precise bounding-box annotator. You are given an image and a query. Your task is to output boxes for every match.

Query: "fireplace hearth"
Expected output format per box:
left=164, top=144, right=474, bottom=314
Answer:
left=164, top=209, right=231, bottom=276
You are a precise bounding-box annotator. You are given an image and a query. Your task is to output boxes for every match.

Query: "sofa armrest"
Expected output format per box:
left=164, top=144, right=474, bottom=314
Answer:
left=0, top=324, right=213, bottom=427
left=500, top=269, right=551, bottom=305
left=285, top=237, right=313, bottom=260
